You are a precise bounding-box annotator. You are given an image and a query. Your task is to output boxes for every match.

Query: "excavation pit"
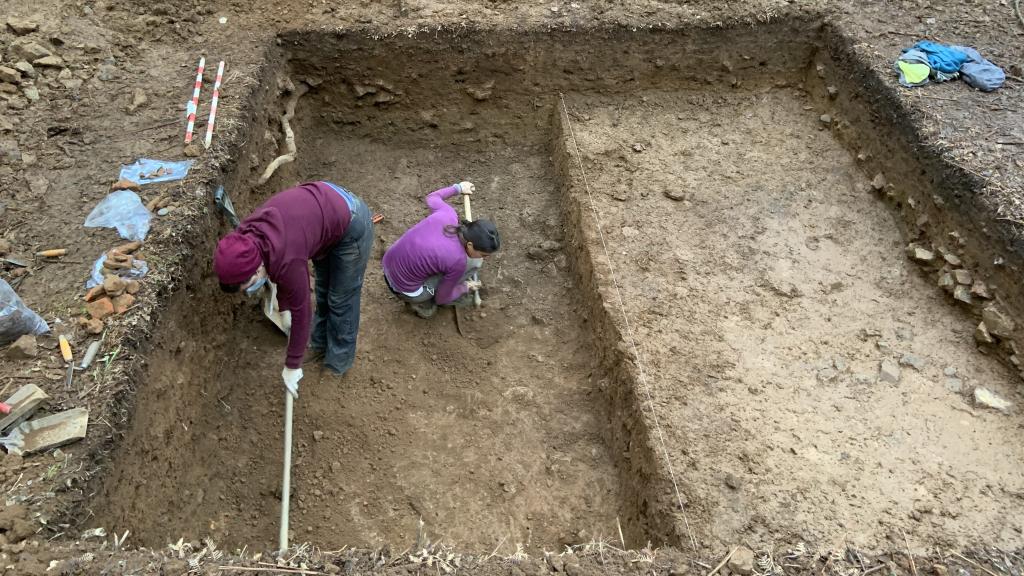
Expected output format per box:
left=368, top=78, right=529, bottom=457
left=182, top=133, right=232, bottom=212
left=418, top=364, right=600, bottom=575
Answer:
left=84, top=22, right=1024, bottom=554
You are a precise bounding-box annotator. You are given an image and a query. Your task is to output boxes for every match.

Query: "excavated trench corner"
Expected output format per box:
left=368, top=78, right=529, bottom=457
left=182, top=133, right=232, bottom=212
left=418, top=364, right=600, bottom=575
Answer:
left=80, top=20, right=1024, bottom=554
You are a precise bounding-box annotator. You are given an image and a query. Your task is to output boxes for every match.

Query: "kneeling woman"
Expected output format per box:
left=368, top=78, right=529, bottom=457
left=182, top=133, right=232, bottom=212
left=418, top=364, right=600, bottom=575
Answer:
left=382, top=181, right=500, bottom=318
left=213, top=181, right=374, bottom=397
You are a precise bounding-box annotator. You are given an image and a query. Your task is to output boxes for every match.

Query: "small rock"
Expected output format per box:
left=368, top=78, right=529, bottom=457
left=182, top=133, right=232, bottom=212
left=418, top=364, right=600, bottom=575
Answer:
left=96, top=63, right=116, bottom=82
left=183, top=143, right=202, bottom=158
left=465, top=80, right=494, bottom=101
left=877, top=340, right=893, bottom=354
left=61, top=78, right=83, bottom=90
left=22, top=85, right=39, bottom=102
left=974, top=322, right=995, bottom=345
left=77, top=317, right=104, bottom=335
left=0, top=238, right=11, bottom=255
left=905, top=244, right=935, bottom=264
left=157, top=207, right=170, bottom=216
left=943, top=253, right=962, bottom=267
left=853, top=373, right=873, bottom=385
left=900, top=353, right=927, bottom=371
left=331, top=461, right=342, bottom=473
left=14, top=61, right=35, bottom=78
left=879, top=359, right=901, bottom=383
left=973, top=387, right=1011, bottom=412
left=11, top=40, right=51, bottom=61
left=632, top=143, right=645, bottom=152
left=826, top=86, right=839, bottom=99
left=86, top=297, right=114, bottom=320
left=833, top=355, right=849, bottom=372
left=953, top=285, right=973, bottom=305
left=937, top=272, right=955, bottom=292
left=944, top=378, right=963, bottom=394
left=102, top=275, right=127, bottom=297
left=612, top=190, right=629, bottom=202
left=5, top=334, right=38, bottom=359
left=352, top=83, right=377, bottom=97
left=728, top=546, right=755, bottom=576
left=943, top=366, right=958, bottom=377
left=111, top=179, right=140, bottom=192
left=663, top=188, right=686, bottom=201
left=871, top=173, right=887, bottom=191
left=6, top=18, right=39, bottom=35
left=970, top=280, right=992, bottom=299
left=33, top=55, right=64, bottom=68
left=128, top=88, right=147, bottom=112
left=724, top=472, right=741, bottom=490
left=933, top=564, right=949, bottom=576
left=952, top=269, right=973, bottom=285
left=126, top=280, right=141, bottom=295
left=313, top=430, right=325, bottom=441
left=817, top=367, right=838, bottom=383
left=819, top=114, right=832, bottom=126
left=111, top=293, right=135, bottom=314
left=0, top=67, right=19, bottom=84
left=982, top=306, right=1015, bottom=338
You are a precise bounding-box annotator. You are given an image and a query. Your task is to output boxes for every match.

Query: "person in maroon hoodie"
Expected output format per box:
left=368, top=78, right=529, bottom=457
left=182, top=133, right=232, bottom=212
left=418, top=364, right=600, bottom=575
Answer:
left=213, top=181, right=373, bottom=398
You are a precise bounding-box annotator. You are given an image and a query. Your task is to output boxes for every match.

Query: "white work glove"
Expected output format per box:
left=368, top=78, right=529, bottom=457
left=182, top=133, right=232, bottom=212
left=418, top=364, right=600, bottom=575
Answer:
left=456, top=181, right=475, bottom=195
left=282, top=367, right=302, bottom=399
left=465, top=279, right=482, bottom=292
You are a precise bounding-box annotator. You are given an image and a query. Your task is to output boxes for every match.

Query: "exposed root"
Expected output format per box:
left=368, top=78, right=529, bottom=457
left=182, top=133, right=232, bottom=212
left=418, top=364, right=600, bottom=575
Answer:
left=257, top=78, right=310, bottom=185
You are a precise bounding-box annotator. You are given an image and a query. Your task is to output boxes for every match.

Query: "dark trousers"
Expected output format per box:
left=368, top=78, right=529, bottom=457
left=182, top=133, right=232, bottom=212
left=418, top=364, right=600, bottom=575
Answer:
left=310, top=191, right=374, bottom=374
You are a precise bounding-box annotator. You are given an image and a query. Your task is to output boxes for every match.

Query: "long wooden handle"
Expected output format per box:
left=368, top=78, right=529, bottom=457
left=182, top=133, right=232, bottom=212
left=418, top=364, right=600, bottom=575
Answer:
left=279, top=391, right=294, bottom=553
left=462, top=194, right=473, bottom=222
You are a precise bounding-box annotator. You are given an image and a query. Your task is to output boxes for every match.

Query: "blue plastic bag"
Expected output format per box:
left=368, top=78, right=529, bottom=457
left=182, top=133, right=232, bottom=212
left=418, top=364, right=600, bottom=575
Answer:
left=0, top=278, right=48, bottom=346
left=85, top=252, right=149, bottom=289
left=84, top=190, right=152, bottom=241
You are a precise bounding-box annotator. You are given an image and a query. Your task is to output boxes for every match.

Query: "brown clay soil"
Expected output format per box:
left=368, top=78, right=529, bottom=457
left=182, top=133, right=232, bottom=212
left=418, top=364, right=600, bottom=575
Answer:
left=0, top=0, right=1023, bottom=574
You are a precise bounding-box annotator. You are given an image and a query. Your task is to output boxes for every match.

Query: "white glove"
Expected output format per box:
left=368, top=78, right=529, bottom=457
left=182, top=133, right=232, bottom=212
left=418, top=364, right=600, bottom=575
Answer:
left=282, top=367, right=302, bottom=399
left=456, top=181, right=475, bottom=195
left=465, top=279, right=482, bottom=292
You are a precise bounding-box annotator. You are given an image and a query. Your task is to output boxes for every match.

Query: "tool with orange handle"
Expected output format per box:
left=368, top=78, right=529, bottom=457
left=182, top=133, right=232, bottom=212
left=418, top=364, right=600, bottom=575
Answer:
left=59, top=335, right=74, bottom=389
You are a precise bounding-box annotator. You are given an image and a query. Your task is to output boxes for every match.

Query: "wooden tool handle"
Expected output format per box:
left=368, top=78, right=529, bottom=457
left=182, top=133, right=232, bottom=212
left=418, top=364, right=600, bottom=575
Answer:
left=58, top=335, right=72, bottom=362
left=462, top=194, right=473, bottom=222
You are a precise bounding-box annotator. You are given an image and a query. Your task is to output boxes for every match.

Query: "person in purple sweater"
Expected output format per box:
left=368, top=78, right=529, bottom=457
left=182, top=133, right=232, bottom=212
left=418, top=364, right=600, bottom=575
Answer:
left=213, top=181, right=374, bottom=398
left=382, top=181, right=501, bottom=318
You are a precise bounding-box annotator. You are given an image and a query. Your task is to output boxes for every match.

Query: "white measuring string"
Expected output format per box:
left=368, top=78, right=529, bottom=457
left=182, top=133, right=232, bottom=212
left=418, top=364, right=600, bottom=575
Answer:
left=558, top=93, right=699, bottom=555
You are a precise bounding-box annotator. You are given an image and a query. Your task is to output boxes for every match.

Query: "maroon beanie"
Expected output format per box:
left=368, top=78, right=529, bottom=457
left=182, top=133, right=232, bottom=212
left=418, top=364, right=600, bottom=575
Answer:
left=213, top=231, right=262, bottom=285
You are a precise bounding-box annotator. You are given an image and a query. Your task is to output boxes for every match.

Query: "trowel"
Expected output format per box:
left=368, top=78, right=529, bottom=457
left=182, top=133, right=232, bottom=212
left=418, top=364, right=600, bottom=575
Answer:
left=261, top=281, right=292, bottom=335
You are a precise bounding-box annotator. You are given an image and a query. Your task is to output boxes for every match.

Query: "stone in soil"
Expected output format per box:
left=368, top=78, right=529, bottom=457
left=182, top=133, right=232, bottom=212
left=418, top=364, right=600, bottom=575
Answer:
left=128, top=88, right=148, bottom=112
left=906, top=244, right=935, bottom=264
left=724, top=472, right=741, bottom=489
left=952, top=269, right=973, bottom=285
left=112, top=293, right=135, bottom=314
left=22, top=85, right=39, bottom=102
left=819, top=114, right=832, bottom=126
left=981, top=306, right=1015, bottom=338
left=0, top=383, right=48, bottom=433
left=663, top=188, right=686, bottom=201
left=86, top=296, right=115, bottom=320
left=5, top=334, right=37, bottom=359
left=975, top=322, right=995, bottom=345
left=899, top=353, right=927, bottom=371
left=13, top=61, right=35, bottom=78
left=0, top=66, right=19, bottom=84
left=4, top=407, right=89, bottom=455
left=111, top=179, right=141, bottom=192
left=126, top=280, right=141, bottom=294
left=944, top=378, right=964, bottom=394
left=817, top=367, right=838, bottom=382
left=728, top=546, right=755, bottom=576
left=973, top=387, right=1011, bottom=412
left=6, top=18, right=39, bottom=35
left=0, top=505, right=36, bottom=543
left=33, top=55, right=64, bottom=68
left=11, top=39, right=51, bottom=61
left=953, top=285, right=973, bottom=305
left=879, top=359, right=901, bottom=383
left=102, top=275, right=127, bottom=296
left=871, top=173, right=887, bottom=191
left=970, top=280, right=992, bottom=299
left=937, top=272, right=955, bottom=292
left=77, top=316, right=104, bottom=335
left=943, top=253, right=962, bottom=267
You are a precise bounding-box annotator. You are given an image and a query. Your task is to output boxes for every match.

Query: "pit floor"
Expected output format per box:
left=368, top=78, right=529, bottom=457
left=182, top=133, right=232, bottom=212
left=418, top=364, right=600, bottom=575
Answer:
left=561, top=87, right=1024, bottom=550
left=91, top=104, right=623, bottom=552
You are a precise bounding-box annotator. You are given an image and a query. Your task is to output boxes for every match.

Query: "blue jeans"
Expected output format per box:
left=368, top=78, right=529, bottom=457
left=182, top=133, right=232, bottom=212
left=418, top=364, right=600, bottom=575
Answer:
left=310, top=184, right=374, bottom=374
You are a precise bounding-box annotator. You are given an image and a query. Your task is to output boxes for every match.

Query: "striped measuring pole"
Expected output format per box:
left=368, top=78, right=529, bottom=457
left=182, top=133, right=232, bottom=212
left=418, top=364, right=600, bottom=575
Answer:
left=184, top=56, right=205, bottom=144
left=204, top=61, right=225, bottom=149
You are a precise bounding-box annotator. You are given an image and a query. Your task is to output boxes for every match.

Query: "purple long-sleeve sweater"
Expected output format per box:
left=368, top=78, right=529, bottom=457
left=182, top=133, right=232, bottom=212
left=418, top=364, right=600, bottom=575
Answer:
left=382, top=186, right=468, bottom=305
left=237, top=182, right=350, bottom=368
